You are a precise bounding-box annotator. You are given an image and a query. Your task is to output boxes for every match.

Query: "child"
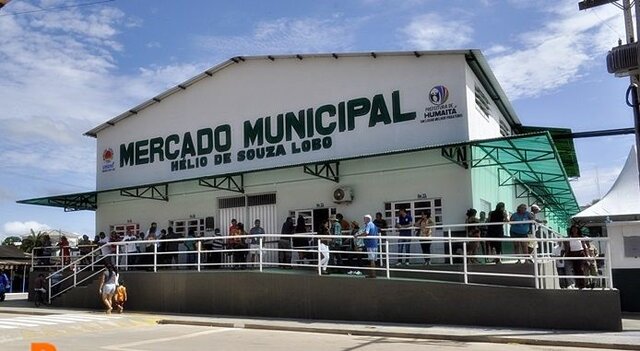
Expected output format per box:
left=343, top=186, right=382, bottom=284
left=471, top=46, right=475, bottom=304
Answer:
left=113, top=281, right=128, bottom=314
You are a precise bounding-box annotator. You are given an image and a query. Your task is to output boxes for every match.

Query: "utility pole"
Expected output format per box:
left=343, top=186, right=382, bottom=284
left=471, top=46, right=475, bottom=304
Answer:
left=579, top=0, right=640, bottom=188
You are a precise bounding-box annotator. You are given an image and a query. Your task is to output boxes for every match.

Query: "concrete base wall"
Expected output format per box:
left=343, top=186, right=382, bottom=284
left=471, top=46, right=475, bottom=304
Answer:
left=53, top=271, right=622, bottom=331
left=613, top=268, right=640, bottom=312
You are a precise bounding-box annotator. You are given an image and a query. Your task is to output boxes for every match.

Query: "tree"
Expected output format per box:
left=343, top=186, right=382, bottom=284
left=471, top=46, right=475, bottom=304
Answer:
left=1, top=236, right=21, bottom=246
left=20, top=229, right=45, bottom=253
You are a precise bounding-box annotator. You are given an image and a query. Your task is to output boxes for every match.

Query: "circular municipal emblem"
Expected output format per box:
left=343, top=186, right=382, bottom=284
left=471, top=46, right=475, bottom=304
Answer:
left=102, top=148, right=114, bottom=162
left=429, top=85, right=449, bottom=105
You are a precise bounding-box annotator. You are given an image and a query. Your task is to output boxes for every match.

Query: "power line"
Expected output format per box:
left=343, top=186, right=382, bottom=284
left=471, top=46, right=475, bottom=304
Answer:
left=0, top=0, right=115, bottom=17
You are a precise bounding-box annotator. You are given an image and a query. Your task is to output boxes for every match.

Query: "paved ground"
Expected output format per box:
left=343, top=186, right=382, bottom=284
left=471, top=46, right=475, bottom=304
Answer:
left=0, top=295, right=639, bottom=350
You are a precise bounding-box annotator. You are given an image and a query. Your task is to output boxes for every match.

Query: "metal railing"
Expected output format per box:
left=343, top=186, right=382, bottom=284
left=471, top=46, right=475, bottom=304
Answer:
left=36, top=221, right=613, bottom=303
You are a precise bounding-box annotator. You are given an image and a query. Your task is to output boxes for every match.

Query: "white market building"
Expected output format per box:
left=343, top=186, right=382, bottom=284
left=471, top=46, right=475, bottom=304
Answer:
left=20, top=50, right=580, bottom=242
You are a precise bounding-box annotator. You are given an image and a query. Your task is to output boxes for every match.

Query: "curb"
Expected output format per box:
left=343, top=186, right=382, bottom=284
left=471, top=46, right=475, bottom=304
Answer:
left=157, top=319, right=640, bottom=351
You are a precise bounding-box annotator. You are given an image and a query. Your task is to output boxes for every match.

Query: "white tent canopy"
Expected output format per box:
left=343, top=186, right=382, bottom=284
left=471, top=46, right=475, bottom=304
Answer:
left=574, top=146, right=639, bottom=219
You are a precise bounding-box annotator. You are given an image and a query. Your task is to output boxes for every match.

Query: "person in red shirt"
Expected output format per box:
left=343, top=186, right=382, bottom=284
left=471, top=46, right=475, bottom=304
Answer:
left=58, top=236, right=71, bottom=266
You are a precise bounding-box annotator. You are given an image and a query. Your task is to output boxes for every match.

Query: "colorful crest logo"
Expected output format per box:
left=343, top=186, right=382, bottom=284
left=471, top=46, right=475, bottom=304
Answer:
left=102, top=148, right=114, bottom=162
left=428, top=85, right=449, bottom=105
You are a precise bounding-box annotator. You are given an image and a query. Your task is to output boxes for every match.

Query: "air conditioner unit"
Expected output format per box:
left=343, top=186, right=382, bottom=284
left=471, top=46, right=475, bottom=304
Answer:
left=332, top=186, right=353, bottom=203
left=607, top=42, right=640, bottom=77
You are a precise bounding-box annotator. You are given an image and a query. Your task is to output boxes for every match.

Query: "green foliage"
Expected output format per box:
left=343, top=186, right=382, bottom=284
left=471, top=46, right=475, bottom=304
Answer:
left=20, top=229, right=45, bottom=253
left=1, top=236, right=21, bottom=246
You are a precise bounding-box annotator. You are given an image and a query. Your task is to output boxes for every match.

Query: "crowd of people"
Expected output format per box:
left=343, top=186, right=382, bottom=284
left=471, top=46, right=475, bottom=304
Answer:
left=31, top=204, right=602, bottom=287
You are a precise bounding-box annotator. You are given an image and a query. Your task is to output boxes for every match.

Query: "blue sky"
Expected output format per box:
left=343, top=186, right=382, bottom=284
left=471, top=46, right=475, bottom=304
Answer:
left=0, top=0, right=636, bottom=238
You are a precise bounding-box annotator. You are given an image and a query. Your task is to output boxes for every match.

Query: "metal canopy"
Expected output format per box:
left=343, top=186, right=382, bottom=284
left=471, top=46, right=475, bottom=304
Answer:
left=16, top=192, right=97, bottom=212
left=470, top=133, right=580, bottom=222
left=120, top=184, right=169, bottom=202
left=199, top=174, right=245, bottom=193
left=519, top=126, right=580, bottom=178
left=303, top=161, right=340, bottom=183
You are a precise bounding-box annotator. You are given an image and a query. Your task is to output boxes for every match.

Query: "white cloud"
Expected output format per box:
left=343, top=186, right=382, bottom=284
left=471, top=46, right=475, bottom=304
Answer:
left=3, top=221, right=51, bottom=236
left=484, top=44, right=509, bottom=56
left=570, top=165, right=622, bottom=206
left=0, top=1, right=204, bottom=179
left=194, top=16, right=359, bottom=56
left=401, top=13, right=473, bottom=50
left=488, top=2, right=623, bottom=100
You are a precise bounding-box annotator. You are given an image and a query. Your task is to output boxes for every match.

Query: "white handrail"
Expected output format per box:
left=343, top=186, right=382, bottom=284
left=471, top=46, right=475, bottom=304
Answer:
left=36, top=225, right=612, bottom=302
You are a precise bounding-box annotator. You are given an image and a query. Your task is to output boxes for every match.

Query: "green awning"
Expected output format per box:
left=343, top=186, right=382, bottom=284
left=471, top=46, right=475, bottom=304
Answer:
left=519, top=126, right=580, bottom=178
left=471, top=132, right=580, bottom=223
left=17, top=192, right=97, bottom=212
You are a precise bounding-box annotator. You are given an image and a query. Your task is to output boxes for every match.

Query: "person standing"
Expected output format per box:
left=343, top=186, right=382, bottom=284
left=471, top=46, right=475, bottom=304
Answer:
left=144, top=223, right=158, bottom=267
left=395, top=208, right=413, bottom=266
left=465, top=209, right=481, bottom=263
left=164, top=226, right=181, bottom=268
left=510, top=204, right=534, bottom=263
left=231, top=223, right=248, bottom=269
left=78, top=235, right=93, bottom=266
left=417, top=212, right=435, bottom=265
left=355, top=215, right=379, bottom=278
left=249, top=219, right=265, bottom=267
left=278, top=217, right=294, bottom=267
left=565, top=225, right=589, bottom=289
left=0, top=270, right=9, bottom=298
left=58, top=236, right=71, bottom=267
left=122, top=230, right=139, bottom=270
left=373, top=212, right=388, bottom=234
left=293, top=215, right=309, bottom=262
left=98, top=263, right=118, bottom=314
left=487, top=203, right=508, bottom=263
left=41, top=235, right=52, bottom=268
left=330, top=215, right=343, bottom=269
left=318, top=220, right=331, bottom=275
left=184, top=229, right=197, bottom=269
left=211, top=228, right=224, bottom=269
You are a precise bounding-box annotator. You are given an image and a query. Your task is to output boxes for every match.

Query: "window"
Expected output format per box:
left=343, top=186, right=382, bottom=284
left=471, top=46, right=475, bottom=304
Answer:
left=475, top=85, right=492, bottom=120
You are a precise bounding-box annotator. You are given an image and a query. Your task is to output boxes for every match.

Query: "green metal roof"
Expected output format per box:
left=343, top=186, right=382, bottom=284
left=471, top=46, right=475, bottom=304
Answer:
left=16, top=192, right=97, bottom=212
left=519, top=126, right=580, bottom=178
left=471, top=132, right=580, bottom=223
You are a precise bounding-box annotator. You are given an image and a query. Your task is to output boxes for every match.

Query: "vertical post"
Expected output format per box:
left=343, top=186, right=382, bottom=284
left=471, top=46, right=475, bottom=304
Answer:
left=115, top=245, right=120, bottom=269
left=385, top=240, right=390, bottom=279
left=606, top=238, right=614, bottom=289
left=153, top=243, right=157, bottom=273
left=73, top=266, right=77, bottom=287
left=533, top=242, right=540, bottom=289
left=22, top=265, right=26, bottom=293
left=197, top=241, right=201, bottom=272
left=317, top=239, right=321, bottom=276
left=47, top=278, right=51, bottom=305
left=91, top=249, right=95, bottom=272
left=447, top=228, right=453, bottom=265
left=462, top=241, right=468, bottom=284
left=259, top=237, right=263, bottom=272
left=31, top=248, right=35, bottom=269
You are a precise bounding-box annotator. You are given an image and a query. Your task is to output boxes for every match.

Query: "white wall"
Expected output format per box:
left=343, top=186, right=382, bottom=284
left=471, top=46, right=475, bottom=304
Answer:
left=95, top=54, right=470, bottom=190
left=464, top=65, right=505, bottom=141
left=96, top=148, right=471, bottom=234
left=607, top=221, right=640, bottom=269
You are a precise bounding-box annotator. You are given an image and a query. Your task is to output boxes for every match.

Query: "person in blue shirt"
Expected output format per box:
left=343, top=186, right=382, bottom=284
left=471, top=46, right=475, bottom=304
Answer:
left=395, top=208, right=413, bottom=266
left=510, top=203, right=534, bottom=263
left=355, top=214, right=379, bottom=278
left=0, top=270, right=9, bottom=300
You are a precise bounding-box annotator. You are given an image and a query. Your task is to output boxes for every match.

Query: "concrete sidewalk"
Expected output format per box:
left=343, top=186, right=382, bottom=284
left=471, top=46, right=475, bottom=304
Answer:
left=1, top=299, right=639, bottom=350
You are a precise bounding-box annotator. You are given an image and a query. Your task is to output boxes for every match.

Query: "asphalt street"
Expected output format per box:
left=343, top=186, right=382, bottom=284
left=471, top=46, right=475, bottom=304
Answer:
left=0, top=312, right=624, bottom=351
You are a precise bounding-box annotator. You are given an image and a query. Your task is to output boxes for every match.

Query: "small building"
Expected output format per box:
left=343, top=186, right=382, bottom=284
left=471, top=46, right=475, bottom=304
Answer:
left=19, top=50, right=579, bottom=254
left=574, top=146, right=640, bottom=311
